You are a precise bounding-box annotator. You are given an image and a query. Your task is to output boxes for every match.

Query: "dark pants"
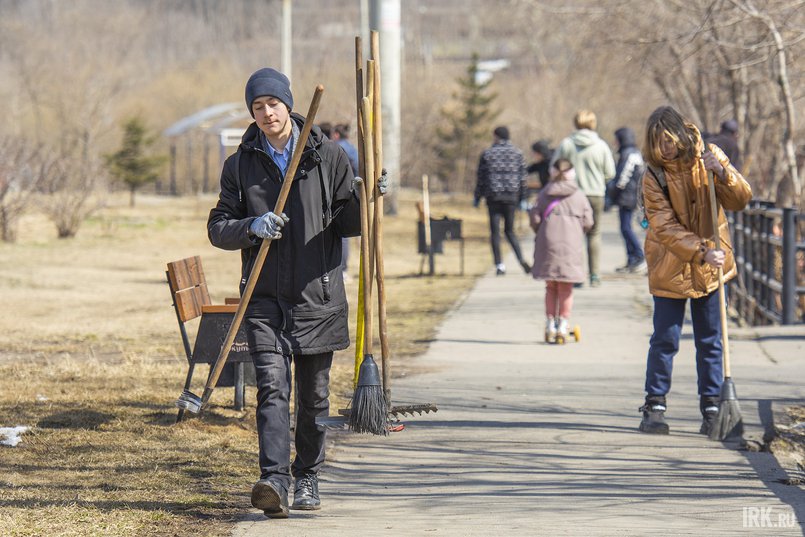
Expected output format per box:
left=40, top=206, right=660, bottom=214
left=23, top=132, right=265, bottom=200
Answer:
left=487, top=201, right=525, bottom=266
left=618, top=206, right=644, bottom=266
left=252, top=350, right=332, bottom=491
left=645, top=291, right=723, bottom=402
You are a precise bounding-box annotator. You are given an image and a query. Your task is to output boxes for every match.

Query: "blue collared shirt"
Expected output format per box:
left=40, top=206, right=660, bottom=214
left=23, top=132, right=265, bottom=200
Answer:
left=260, top=122, right=299, bottom=177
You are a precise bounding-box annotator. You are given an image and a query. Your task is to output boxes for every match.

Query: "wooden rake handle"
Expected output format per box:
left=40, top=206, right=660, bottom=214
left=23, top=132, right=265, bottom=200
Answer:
left=201, top=85, right=325, bottom=407
left=704, top=148, right=732, bottom=378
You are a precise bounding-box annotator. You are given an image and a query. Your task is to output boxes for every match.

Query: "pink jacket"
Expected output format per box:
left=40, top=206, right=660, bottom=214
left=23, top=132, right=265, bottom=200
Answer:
left=529, top=177, right=593, bottom=283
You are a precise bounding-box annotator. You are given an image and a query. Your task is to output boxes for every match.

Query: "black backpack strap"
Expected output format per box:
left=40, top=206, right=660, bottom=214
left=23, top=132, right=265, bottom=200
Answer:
left=234, top=149, right=243, bottom=203
left=318, top=163, right=332, bottom=227
left=647, top=164, right=669, bottom=196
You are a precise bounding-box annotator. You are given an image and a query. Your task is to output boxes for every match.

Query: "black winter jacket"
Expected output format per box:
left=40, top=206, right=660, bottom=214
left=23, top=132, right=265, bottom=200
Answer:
left=207, top=114, right=361, bottom=355
left=610, top=127, right=645, bottom=210
left=474, top=140, right=527, bottom=205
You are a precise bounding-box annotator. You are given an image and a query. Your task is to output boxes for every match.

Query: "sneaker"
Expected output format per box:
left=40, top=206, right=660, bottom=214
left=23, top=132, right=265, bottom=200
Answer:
left=291, top=474, right=321, bottom=510
left=495, top=263, right=506, bottom=276
left=628, top=259, right=648, bottom=274
left=615, top=263, right=631, bottom=273
left=545, top=317, right=557, bottom=343
left=520, top=260, right=532, bottom=274
left=556, top=317, right=569, bottom=341
left=700, top=406, right=719, bottom=435
left=590, top=274, right=601, bottom=287
left=638, top=403, right=670, bottom=434
left=251, top=479, right=289, bottom=518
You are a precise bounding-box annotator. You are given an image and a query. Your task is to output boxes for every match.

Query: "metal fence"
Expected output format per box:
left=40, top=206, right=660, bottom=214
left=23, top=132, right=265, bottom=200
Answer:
left=727, top=201, right=805, bottom=325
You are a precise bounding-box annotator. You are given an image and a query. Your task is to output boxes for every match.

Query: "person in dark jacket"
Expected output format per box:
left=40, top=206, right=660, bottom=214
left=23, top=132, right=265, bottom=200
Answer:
left=609, top=127, right=646, bottom=273
left=207, top=68, right=362, bottom=518
left=526, top=139, right=553, bottom=192
left=705, top=119, right=742, bottom=172
left=474, top=126, right=531, bottom=275
left=332, top=123, right=359, bottom=282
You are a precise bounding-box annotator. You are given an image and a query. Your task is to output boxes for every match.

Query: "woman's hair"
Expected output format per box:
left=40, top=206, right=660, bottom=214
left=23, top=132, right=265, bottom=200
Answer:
left=573, top=109, right=597, bottom=131
left=643, top=106, right=699, bottom=168
left=550, top=158, right=575, bottom=182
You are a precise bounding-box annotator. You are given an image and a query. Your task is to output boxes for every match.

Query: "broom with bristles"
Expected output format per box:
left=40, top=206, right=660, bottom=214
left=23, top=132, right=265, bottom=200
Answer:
left=347, top=52, right=387, bottom=435
left=705, top=148, right=744, bottom=441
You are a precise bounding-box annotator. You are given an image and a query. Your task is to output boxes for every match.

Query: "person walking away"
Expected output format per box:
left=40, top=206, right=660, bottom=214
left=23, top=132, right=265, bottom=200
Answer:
left=705, top=119, right=742, bottom=172
left=637, top=106, right=751, bottom=435
left=529, top=159, right=593, bottom=342
left=208, top=68, right=364, bottom=518
left=474, top=126, right=531, bottom=275
left=526, top=139, right=553, bottom=192
left=332, top=123, right=360, bottom=283
left=609, top=127, right=646, bottom=273
left=551, top=110, right=616, bottom=287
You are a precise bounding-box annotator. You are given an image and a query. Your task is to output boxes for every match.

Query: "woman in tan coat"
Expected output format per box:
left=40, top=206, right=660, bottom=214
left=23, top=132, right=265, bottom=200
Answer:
left=638, top=106, right=752, bottom=435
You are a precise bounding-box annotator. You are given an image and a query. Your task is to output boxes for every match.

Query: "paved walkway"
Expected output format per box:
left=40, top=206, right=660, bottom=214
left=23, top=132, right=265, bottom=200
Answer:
left=233, top=212, right=804, bottom=536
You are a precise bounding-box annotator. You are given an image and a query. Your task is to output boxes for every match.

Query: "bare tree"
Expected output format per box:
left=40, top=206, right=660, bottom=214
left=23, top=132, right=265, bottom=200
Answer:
left=0, top=137, right=47, bottom=242
left=39, top=142, right=107, bottom=239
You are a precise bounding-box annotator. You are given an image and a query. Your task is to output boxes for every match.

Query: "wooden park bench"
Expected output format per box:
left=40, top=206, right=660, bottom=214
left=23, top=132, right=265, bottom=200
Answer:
left=166, top=256, right=255, bottom=422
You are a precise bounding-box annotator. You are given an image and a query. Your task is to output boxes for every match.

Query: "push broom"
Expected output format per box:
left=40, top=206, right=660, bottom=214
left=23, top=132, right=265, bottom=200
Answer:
left=175, top=85, right=324, bottom=415
left=705, top=149, right=744, bottom=441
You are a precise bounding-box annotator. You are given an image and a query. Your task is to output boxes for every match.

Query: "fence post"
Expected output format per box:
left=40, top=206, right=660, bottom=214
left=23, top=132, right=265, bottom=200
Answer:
left=781, top=207, right=796, bottom=325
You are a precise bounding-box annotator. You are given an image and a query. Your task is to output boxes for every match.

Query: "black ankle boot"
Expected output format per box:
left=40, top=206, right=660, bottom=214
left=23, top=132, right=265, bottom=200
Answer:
left=291, top=473, right=320, bottom=510
left=699, top=396, right=720, bottom=435
left=639, top=396, right=669, bottom=435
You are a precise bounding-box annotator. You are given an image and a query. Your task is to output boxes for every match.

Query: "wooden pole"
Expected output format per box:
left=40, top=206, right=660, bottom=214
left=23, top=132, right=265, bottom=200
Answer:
left=371, top=30, right=391, bottom=406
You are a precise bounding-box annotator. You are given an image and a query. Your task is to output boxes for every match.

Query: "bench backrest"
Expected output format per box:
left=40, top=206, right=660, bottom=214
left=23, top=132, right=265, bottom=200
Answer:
left=167, top=256, right=212, bottom=322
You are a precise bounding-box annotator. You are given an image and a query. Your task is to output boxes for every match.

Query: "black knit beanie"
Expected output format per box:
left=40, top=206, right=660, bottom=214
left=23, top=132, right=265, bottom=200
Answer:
left=245, top=68, right=294, bottom=117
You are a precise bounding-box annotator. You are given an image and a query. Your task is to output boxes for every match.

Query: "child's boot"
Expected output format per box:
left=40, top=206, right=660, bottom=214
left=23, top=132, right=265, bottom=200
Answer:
left=638, top=395, right=669, bottom=434
left=545, top=316, right=557, bottom=343
left=555, top=317, right=569, bottom=344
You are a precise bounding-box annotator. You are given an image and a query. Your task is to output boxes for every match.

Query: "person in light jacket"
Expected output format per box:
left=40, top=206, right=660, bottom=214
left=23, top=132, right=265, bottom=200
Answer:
left=551, top=110, right=616, bottom=287
left=638, top=106, right=752, bottom=436
left=529, top=159, right=593, bottom=343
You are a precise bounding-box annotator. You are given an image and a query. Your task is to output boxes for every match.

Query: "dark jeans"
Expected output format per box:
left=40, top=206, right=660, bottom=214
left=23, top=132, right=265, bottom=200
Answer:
left=618, top=206, right=644, bottom=266
left=252, top=350, right=332, bottom=490
left=487, top=201, right=525, bottom=266
left=645, top=291, right=723, bottom=401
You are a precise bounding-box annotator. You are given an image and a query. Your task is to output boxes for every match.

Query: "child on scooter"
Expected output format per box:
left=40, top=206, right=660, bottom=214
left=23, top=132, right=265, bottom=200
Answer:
left=529, top=159, right=593, bottom=343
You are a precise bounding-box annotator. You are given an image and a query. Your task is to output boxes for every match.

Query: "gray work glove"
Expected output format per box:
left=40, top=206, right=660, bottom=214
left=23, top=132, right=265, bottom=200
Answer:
left=352, top=175, right=364, bottom=191
left=249, top=211, right=289, bottom=239
left=377, top=168, right=389, bottom=195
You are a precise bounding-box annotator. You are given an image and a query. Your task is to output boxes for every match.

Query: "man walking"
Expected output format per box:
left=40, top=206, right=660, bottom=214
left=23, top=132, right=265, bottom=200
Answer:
left=552, top=110, right=616, bottom=287
left=609, top=127, right=646, bottom=273
left=706, top=119, right=742, bottom=172
left=208, top=68, right=362, bottom=518
left=474, top=126, right=531, bottom=276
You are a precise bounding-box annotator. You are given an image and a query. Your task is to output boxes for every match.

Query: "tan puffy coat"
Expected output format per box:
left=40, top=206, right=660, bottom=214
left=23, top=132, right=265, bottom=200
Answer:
left=643, top=131, right=752, bottom=299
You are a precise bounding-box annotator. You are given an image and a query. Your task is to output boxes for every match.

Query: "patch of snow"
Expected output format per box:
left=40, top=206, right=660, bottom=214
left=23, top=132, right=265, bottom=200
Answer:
left=0, top=426, right=30, bottom=447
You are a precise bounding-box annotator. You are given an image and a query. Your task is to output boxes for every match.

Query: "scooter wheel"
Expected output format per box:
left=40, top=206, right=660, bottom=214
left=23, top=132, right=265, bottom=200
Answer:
left=573, top=326, right=581, bottom=342
left=555, top=335, right=565, bottom=345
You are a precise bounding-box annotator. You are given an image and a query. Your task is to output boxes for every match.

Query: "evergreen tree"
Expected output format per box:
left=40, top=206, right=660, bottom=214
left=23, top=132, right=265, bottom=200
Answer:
left=434, top=53, right=500, bottom=193
left=106, top=117, right=165, bottom=207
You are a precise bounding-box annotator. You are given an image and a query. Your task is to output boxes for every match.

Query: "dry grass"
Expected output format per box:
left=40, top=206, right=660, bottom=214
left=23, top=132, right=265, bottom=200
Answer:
left=0, top=188, right=499, bottom=536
